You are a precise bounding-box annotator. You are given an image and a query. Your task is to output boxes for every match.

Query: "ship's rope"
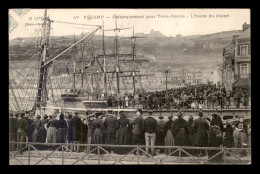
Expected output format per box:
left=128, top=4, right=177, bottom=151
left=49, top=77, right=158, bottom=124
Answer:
left=10, top=52, right=39, bottom=81
left=10, top=58, right=40, bottom=110
left=9, top=84, right=19, bottom=111
left=9, top=69, right=26, bottom=110
left=23, top=60, right=41, bottom=110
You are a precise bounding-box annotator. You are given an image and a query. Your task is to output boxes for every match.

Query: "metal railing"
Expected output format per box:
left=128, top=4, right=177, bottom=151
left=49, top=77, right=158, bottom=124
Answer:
left=108, top=98, right=251, bottom=110
left=9, top=142, right=251, bottom=165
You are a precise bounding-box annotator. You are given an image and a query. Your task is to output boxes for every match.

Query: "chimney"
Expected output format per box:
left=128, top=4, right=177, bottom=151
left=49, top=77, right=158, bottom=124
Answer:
left=242, top=22, right=250, bottom=32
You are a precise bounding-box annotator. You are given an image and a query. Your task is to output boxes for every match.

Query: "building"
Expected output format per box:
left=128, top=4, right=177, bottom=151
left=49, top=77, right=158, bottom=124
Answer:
left=222, top=39, right=236, bottom=91
left=233, top=23, right=251, bottom=89
left=222, top=22, right=251, bottom=91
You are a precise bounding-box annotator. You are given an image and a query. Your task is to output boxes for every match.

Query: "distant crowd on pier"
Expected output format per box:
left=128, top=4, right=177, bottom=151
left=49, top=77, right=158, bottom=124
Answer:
left=107, top=85, right=250, bottom=110
left=9, top=109, right=250, bottom=162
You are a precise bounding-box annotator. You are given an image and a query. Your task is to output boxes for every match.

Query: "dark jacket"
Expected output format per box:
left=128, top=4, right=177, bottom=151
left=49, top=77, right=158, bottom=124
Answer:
left=9, top=117, right=18, bottom=135
left=104, top=114, right=118, bottom=134
left=57, top=119, right=68, bottom=129
left=172, top=118, right=189, bottom=138
left=132, top=116, right=144, bottom=135
left=46, top=119, right=58, bottom=129
left=191, top=117, right=209, bottom=146
left=71, top=116, right=83, bottom=141
left=143, top=117, right=158, bottom=133
left=17, top=118, right=28, bottom=134
left=157, top=120, right=166, bottom=133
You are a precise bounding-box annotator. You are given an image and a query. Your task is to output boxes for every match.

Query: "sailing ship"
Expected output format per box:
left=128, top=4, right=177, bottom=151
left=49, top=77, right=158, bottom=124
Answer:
left=9, top=9, right=152, bottom=116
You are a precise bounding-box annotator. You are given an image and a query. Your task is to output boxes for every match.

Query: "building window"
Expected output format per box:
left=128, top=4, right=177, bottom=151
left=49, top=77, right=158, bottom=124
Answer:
left=240, top=63, right=248, bottom=78
left=240, top=45, right=248, bottom=56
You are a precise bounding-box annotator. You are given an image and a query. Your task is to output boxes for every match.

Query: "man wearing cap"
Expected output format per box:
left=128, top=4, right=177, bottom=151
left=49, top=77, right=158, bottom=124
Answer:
left=191, top=111, right=209, bottom=157
left=71, top=112, right=83, bottom=152
left=32, top=115, right=41, bottom=142
left=156, top=115, right=165, bottom=153
left=16, top=112, right=28, bottom=154
left=143, top=110, right=158, bottom=156
left=132, top=109, right=144, bottom=154
left=235, top=116, right=249, bottom=157
left=104, top=110, right=118, bottom=153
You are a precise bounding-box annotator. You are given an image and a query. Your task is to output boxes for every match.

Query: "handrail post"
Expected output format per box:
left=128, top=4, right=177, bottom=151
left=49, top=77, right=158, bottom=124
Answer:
left=62, top=145, right=64, bottom=165
left=98, top=145, right=100, bottom=165
left=223, top=147, right=227, bottom=164
left=137, top=146, right=139, bottom=165
left=28, top=143, right=30, bottom=165
left=179, top=148, right=181, bottom=163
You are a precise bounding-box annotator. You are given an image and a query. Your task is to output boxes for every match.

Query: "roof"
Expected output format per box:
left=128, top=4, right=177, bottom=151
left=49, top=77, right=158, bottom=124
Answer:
left=237, top=27, right=250, bottom=39
left=233, top=78, right=250, bottom=87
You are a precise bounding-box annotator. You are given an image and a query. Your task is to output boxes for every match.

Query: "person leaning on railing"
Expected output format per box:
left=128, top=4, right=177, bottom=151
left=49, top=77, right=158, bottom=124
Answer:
left=16, top=112, right=28, bottom=154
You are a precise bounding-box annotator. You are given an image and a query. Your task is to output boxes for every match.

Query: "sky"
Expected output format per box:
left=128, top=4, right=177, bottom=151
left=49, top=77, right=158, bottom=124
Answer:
left=9, top=9, right=250, bottom=40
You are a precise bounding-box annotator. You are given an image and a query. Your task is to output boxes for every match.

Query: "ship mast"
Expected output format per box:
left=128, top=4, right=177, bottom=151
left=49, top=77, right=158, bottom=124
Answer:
left=114, top=16, right=120, bottom=98
left=35, top=9, right=51, bottom=115
left=102, top=20, right=107, bottom=97
left=81, top=27, right=84, bottom=87
left=73, top=34, right=76, bottom=91
left=132, top=25, right=136, bottom=96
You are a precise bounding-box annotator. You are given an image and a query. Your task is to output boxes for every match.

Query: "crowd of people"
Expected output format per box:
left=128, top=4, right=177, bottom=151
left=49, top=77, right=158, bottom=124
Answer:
left=107, top=85, right=250, bottom=110
left=9, top=109, right=250, bottom=162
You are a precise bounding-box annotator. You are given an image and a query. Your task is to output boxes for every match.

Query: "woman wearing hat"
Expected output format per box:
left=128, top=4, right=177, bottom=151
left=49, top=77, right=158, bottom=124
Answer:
left=32, top=115, right=41, bottom=142
left=57, top=113, right=68, bottom=144
left=164, top=115, right=174, bottom=155
left=45, top=114, right=58, bottom=149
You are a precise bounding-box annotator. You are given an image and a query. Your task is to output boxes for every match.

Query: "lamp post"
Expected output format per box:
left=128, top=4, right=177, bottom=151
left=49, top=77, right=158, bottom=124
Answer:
left=165, top=70, right=168, bottom=92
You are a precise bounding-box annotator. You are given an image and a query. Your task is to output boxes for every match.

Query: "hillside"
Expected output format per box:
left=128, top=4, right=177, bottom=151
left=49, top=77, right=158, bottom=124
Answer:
left=9, top=29, right=242, bottom=70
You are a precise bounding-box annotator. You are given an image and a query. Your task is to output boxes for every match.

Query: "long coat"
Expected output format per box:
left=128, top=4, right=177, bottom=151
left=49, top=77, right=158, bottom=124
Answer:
left=37, top=119, right=49, bottom=143
left=117, top=117, right=130, bottom=154
left=92, top=118, right=103, bottom=144
left=164, top=119, right=174, bottom=155
left=156, top=119, right=166, bottom=146
left=67, top=118, right=73, bottom=142
left=208, top=126, right=223, bottom=161
left=191, top=117, right=209, bottom=147
left=172, top=118, right=189, bottom=146
left=71, top=116, right=83, bottom=142
left=57, top=119, right=68, bottom=143
left=26, top=118, right=34, bottom=142
left=104, top=115, right=118, bottom=140
left=224, top=125, right=234, bottom=148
